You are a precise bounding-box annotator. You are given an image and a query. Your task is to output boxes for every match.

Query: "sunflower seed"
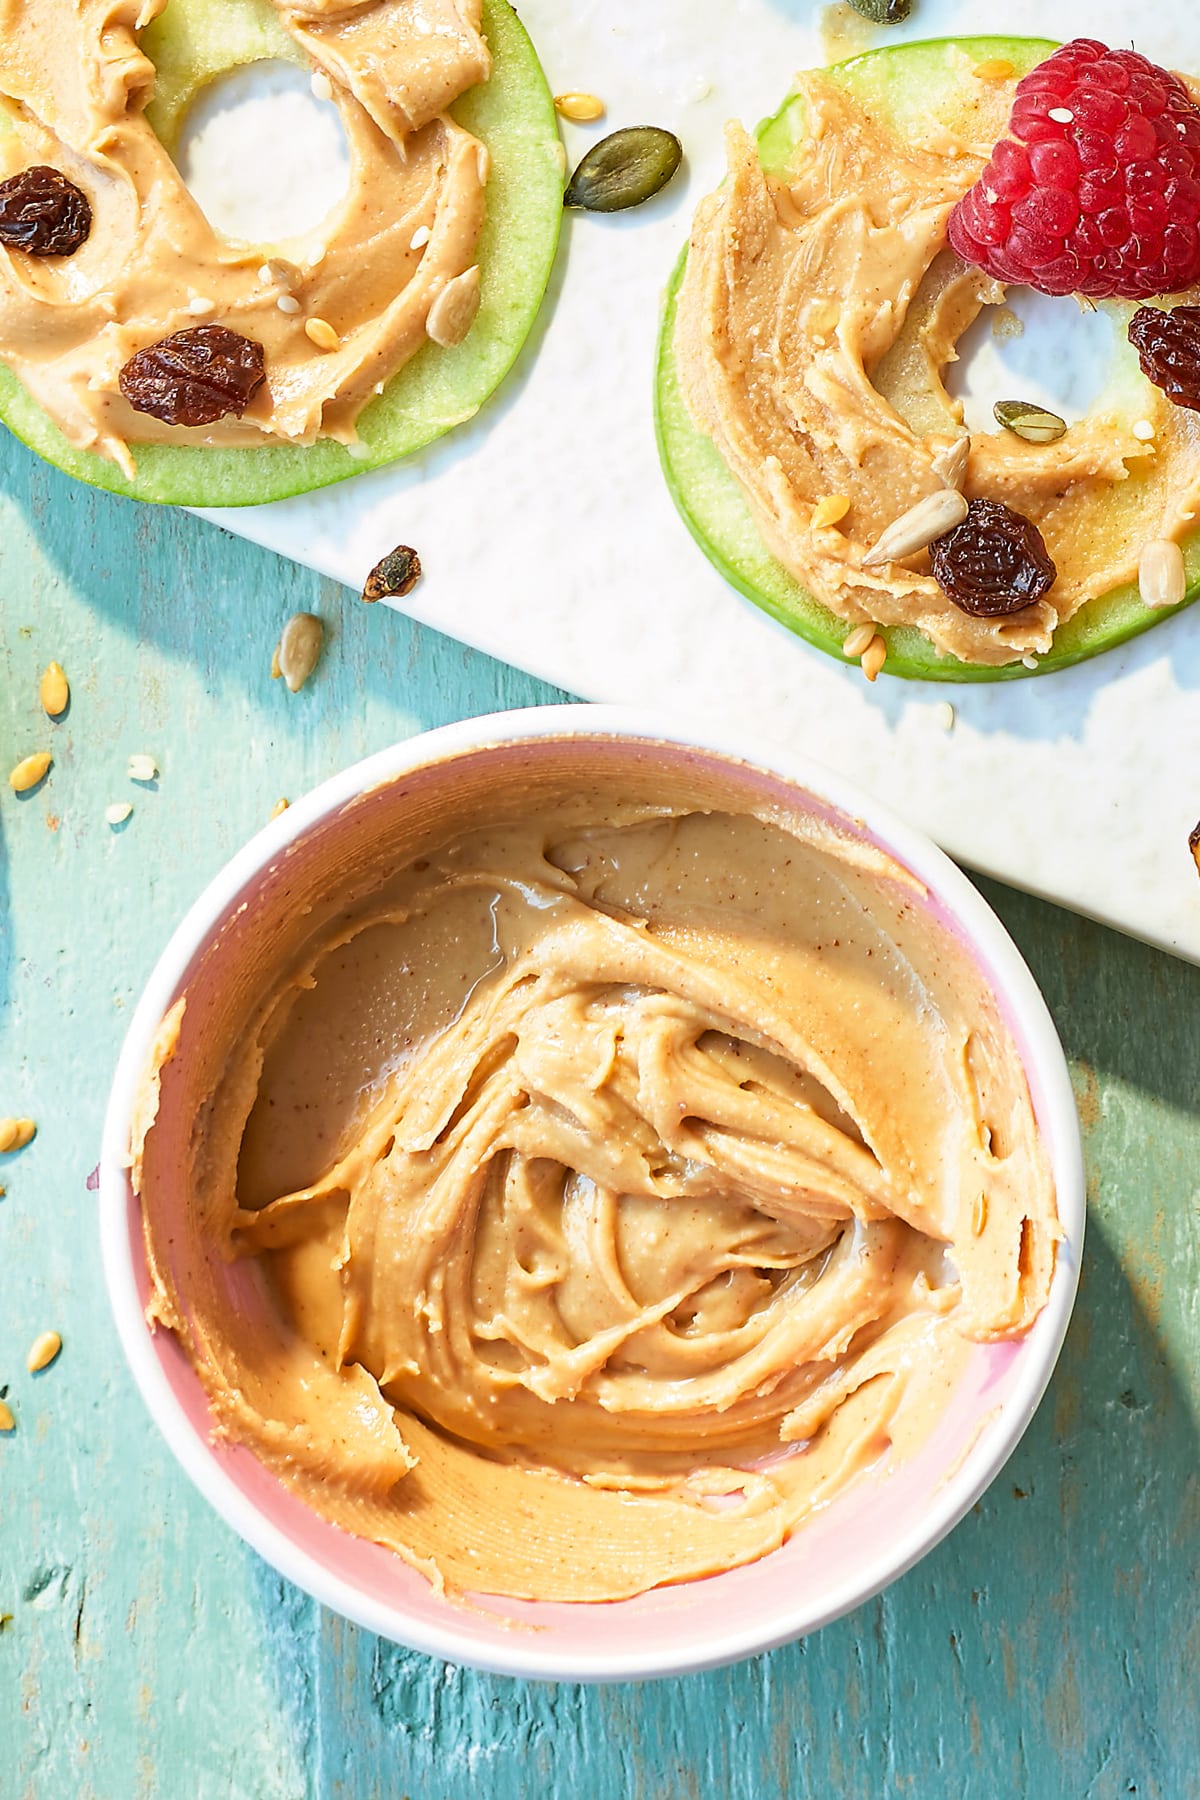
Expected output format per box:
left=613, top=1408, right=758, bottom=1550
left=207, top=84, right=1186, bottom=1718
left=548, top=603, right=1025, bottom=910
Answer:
left=276, top=612, right=324, bottom=693
left=862, top=490, right=969, bottom=568
left=426, top=266, right=481, bottom=348
left=1138, top=537, right=1187, bottom=609
left=994, top=400, right=1067, bottom=444
left=931, top=436, right=970, bottom=490
left=564, top=127, right=683, bottom=212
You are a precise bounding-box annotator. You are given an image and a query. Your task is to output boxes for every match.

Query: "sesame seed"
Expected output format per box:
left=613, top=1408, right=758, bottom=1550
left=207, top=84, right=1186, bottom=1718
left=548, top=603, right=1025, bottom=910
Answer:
left=1021, top=654, right=1039, bottom=670
left=127, top=753, right=158, bottom=783
left=410, top=225, right=432, bottom=250
left=1132, top=419, right=1156, bottom=441
left=1048, top=107, right=1074, bottom=124
left=311, top=70, right=334, bottom=102
left=276, top=294, right=301, bottom=314
left=105, top=801, right=133, bottom=826
left=187, top=296, right=215, bottom=316
left=934, top=701, right=956, bottom=733
left=305, top=316, right=341, bottom=352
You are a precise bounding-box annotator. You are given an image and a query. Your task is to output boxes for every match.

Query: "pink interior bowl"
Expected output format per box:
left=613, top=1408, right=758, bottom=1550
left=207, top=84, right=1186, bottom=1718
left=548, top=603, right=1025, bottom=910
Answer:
left=99, top=704, right=1084, bottom=1681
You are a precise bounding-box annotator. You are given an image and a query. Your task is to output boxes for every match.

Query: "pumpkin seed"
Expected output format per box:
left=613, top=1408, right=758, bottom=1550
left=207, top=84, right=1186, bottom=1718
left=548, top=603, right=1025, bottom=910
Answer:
left=994, top=400, right=1068, bottom=444
left=276, top=612, right=324, bottom=693
left=363, top=544, right=422, bottom=603
left=847, top=0, right=912, bottom=21
left=564, top=127, right=682, bottom=212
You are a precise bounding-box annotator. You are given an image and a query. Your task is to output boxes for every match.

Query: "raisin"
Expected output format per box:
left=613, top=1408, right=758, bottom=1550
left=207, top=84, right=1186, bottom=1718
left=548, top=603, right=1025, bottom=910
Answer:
left=1128, top=305, right=1200, bottom=411
left=118, top=325, right=266, bottom=427
left=929, top=499, right=1057, bottom=617
left=362, top=545, right=421, bottom=602
left=0, top=166, right=91, bottom=256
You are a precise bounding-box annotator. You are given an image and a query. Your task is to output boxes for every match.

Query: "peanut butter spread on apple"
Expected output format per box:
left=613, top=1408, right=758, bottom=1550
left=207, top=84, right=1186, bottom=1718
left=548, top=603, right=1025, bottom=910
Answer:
left=675, top=66, right=1200, bottom=665
left=0, top=0, right=489, bottom=475
left=133, top=767, right=1059, bottom=1602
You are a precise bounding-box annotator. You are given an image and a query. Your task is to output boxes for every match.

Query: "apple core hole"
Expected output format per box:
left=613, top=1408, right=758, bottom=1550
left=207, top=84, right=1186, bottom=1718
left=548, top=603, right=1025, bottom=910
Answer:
left=175, top=60, right=351, bottom=243
left=946, top=287, right=1118, bottom=436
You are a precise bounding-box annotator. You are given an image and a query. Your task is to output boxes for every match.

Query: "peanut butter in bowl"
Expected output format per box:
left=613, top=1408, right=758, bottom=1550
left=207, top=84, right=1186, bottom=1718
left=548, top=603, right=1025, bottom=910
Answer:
left=123, top=723, right=1063, bottom=1610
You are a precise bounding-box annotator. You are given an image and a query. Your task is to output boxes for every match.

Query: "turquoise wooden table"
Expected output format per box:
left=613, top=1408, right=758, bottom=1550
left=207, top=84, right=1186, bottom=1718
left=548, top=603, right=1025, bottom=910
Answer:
left=2, top=430, right=1198, bottom=1799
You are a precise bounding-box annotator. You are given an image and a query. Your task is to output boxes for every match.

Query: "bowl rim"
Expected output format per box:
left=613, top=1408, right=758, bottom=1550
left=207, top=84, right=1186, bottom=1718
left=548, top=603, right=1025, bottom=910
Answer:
left=99, top=701, right=1085, bottom=1682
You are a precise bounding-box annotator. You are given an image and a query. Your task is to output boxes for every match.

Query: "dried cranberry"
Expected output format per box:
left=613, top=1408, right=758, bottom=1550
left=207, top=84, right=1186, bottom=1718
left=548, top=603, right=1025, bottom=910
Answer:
left=929, top=499, right=1057, bottom=617
left=118, top=325, right=266, bottom=427
left=0, top=166, right=91, bottom=256
left=1128, top=304, right=1200, bottom=410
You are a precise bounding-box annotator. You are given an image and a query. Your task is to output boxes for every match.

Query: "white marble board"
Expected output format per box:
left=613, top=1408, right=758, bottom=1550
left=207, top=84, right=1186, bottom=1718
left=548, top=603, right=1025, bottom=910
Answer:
left=196, top=0, right=1200, bottom=963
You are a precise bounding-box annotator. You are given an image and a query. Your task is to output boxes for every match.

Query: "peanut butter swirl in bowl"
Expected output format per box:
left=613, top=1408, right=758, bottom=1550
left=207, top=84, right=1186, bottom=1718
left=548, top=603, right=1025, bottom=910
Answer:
left=110, top=714, right=1076, bottom=1645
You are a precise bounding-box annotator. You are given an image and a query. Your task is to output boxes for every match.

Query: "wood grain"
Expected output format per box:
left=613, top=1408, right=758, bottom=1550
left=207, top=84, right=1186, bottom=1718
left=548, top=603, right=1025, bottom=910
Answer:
left=1, top=440, right=1197, bottom=1799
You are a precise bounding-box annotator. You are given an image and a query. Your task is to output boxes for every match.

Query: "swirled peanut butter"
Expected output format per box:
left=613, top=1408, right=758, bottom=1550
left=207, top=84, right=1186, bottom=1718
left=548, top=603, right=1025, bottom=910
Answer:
left=0, top=0, right=488, bottom=474
left=675, top=62, right=1200, bottom=665
left=134, top=762, right=1059, bottom=1602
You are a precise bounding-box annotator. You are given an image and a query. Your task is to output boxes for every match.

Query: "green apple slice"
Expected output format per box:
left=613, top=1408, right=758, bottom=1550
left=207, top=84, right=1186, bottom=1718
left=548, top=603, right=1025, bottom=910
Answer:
left=655, top=35, right=1200, bottom=682
left=0, top=0, right=562, bottom=507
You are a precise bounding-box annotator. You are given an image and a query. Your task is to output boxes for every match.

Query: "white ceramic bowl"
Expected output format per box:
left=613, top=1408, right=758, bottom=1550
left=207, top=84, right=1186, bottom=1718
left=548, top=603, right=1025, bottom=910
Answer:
left=100, top=704, right=1084, bottom=1682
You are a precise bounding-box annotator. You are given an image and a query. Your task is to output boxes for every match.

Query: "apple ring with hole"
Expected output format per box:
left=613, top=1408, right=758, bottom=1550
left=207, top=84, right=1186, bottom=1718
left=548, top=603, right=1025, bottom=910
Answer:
left=657, top=36, right=1200, bottom=680
left=0, top=0, right=561, bottom=506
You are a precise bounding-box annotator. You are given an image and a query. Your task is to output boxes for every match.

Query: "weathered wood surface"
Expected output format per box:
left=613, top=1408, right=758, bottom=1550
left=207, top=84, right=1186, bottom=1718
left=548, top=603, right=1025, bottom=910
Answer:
left=1, top=440, right=1197, bottom=1799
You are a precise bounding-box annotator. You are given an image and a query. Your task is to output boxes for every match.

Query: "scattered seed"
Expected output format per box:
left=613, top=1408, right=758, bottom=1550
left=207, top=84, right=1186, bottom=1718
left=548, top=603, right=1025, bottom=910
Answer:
left=0, top=1118, right=36, bottom=1153
left=426, top=265, right=482, bottom=348
left=860, top=635, right=887, bottom=682
left=270, top=644, right=282, bottom=680
left=311, top=69, right=334, bottom=102
left=8, top=751, right=52, bottom=794
left=0, top=1399, right=13, bottom=1433
left=363, top=544, right=422, bottom=603
left=862, top=489, right=969, bottom=568
left=1132, top=418, right=1156, bottom=442
left=846, top=0, right=912, bottom=19
left=555, top=92, right=605, bottom=122
left=26, top=1331, right=61, bottom=1373
left=811, top=494, right=851, bottom=530
left=275, top=612, right=324, bottom=693
left=270, top=797, right=290, bottom=820
left=305, top=316, right=340, bottom=352
left=39, top=662, right=68, bottom=718
left=276, top=294, right=301, bottom=315
left=564, top=126, right=683, bottom=212
left=1138, top=537, right=1187, bottom=609
left=1021, top=653, right=1039, bottom=670
left=994, top=400, right=1067, bottom=444
left=972, top=1192, right=989, bottom=1236
left=127, top=752, right=158, bottom=782
left=410, top=225, right=432, bottom=250
left=842, top=622, right=877, bottom=658
left=934, top=700, right=956, bottom=733
left=187, top=295, right=215, bottom=316
left=932, top=437, right=970, bottom=490
left=105, top=801, right=133, bottom=826
left=974, top=59, right=1015, bottom=80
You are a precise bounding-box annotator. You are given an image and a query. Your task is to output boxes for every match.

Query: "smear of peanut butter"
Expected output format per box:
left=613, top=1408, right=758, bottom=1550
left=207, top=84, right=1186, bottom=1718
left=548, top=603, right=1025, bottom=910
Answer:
left=137, top=787, right=1058, bottom=1602
left=0, top=0, right=488, bottom=473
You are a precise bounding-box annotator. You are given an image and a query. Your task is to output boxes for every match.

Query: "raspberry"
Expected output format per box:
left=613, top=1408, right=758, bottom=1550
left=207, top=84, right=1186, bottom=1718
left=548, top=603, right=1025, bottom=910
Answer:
left=948, top=39, right=1200, bottom=299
